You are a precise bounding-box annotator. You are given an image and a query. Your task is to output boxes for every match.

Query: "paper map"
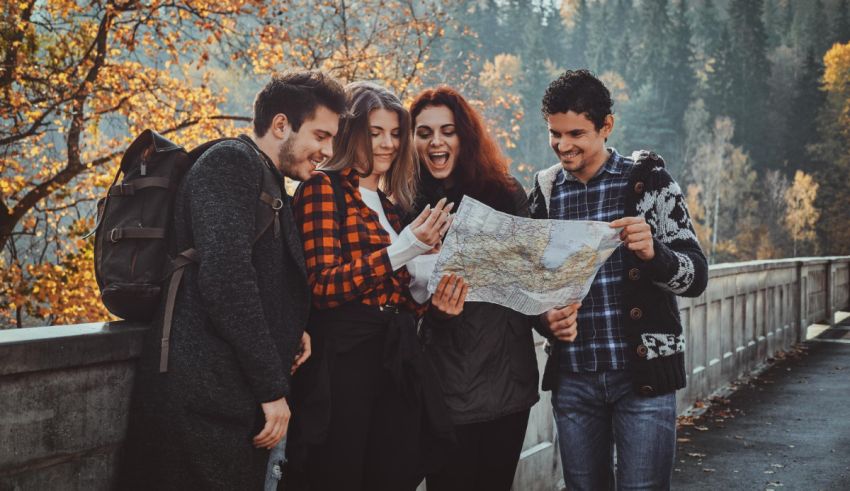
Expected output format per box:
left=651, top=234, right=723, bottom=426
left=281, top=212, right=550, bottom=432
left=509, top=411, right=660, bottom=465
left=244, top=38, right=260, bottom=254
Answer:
left=427, top=196, right=622, bottom=315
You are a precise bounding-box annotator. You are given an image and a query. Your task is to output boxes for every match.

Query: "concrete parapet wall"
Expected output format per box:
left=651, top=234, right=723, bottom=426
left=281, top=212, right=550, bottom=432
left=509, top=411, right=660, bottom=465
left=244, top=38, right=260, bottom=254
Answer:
left=676, top=257, right=850, bottom=411
left=0, top=257, right=848, bottom=490
left=0, top=323, right=146, bottom=491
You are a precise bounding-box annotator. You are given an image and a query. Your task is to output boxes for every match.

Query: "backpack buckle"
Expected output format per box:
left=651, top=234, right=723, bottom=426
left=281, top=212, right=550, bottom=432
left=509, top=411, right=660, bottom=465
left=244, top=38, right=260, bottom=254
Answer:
left=109, top=228, right=122, bottom=243
left=271, top=198, right=284, bottom=210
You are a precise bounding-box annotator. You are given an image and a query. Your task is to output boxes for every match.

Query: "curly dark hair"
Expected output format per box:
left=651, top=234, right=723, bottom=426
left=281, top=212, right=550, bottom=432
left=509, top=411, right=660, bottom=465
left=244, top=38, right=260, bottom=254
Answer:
left=541, top=70, right=613, bottom=130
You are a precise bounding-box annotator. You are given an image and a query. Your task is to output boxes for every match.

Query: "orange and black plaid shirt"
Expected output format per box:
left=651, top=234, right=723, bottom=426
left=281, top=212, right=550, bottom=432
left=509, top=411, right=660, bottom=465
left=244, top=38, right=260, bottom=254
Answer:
left=293, top=167, right=419, bottom=311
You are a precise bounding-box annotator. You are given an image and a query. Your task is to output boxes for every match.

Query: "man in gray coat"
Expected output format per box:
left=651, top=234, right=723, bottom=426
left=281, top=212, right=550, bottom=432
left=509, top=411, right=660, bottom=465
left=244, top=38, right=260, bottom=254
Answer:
left=120, top=71, right=346, bottom=490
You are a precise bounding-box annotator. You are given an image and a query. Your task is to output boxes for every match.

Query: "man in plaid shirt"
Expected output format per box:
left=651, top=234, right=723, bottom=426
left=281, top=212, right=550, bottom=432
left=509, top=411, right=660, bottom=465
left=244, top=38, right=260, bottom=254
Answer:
left=529, top=70, right=708, bottom=490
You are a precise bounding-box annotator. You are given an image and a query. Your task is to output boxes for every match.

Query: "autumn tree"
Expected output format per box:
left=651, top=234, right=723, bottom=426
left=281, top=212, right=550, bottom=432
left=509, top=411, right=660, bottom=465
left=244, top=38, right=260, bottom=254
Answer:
left=784, top=170, right=820, bottom=256
left=688, top=117, right=757, bottom=262
left=1, top=0, right=449, bottom=328
left=812, top=41, right=850, bottom=254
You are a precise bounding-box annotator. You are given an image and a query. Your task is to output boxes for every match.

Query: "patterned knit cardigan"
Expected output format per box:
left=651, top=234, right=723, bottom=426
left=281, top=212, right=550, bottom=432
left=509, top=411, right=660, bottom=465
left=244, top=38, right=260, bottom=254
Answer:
left=528, top=151, right=709, bottom=396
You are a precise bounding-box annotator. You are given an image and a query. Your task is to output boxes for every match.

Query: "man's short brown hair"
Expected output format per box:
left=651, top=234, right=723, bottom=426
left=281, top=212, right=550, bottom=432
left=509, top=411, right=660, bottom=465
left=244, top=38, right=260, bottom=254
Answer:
left=253, top=70, right=346, bottom=137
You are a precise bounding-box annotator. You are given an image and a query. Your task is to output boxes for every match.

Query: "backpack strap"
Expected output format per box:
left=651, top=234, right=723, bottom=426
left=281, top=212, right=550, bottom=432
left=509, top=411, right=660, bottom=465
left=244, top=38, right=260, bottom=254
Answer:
left=159, top=138, right=283, bottom=373
left=255, top=164, right=284, bottom=242
left=159, top=247, right=197, bottom=372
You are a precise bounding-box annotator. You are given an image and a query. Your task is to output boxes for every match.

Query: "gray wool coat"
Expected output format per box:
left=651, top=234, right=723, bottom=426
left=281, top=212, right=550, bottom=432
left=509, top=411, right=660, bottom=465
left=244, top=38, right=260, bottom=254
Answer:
left=119, top=139, right=309, bottom=490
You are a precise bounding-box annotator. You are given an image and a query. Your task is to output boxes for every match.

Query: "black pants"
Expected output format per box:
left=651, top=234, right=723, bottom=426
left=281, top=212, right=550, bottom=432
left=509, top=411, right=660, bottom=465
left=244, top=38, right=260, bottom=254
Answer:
left=304, top=332, right=422, bottom=491
left=425, top=408, right=530, bottom=491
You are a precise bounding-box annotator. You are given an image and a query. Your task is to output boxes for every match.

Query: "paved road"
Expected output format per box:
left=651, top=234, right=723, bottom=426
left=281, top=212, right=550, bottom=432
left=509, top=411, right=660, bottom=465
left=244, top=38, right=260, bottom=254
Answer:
left=672, top=319, right=850, bottom=490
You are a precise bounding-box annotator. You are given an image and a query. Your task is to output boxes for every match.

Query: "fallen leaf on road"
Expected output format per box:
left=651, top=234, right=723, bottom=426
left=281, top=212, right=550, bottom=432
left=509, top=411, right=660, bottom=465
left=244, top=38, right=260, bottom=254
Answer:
left=703, top=468, right=716, bottom=473
left=695, top=426, right=709, bottom=431
left=687, top=452, right=706, bottom=458
left=677, top=438, right=692, bottom=443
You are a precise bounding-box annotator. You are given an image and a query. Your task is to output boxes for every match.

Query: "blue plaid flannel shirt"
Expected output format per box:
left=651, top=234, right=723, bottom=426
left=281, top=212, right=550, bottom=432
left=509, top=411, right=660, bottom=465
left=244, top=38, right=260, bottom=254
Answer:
left=549, top=149, right=634, bottom=372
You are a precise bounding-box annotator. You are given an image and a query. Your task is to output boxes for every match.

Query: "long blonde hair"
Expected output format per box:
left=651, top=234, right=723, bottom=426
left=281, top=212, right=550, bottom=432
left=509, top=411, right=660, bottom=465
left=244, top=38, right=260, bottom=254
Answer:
left=321, top=81, right=418, bottom=212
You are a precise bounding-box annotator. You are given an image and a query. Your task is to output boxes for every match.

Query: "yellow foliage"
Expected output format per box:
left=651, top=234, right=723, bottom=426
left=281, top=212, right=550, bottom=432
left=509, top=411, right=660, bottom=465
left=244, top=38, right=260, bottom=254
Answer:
left=1, top=0, right=451, bottom=327
left=685, top=184, right=712, bottom=254
left=784, top=170, right=820, bottom=254
left=823, top=42, right=850, bottom=94
left=823, top=42, right=850, bottom=140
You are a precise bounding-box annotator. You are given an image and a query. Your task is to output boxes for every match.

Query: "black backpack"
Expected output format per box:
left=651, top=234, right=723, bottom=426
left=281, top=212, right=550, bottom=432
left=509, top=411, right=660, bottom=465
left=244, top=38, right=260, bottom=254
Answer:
left=91, top=130, right=284, bottom=371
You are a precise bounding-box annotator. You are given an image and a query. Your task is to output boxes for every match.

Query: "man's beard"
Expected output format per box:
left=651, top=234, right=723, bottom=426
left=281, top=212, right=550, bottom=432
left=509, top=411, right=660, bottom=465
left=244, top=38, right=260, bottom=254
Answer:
left=277, top=137, right=297, bottom=174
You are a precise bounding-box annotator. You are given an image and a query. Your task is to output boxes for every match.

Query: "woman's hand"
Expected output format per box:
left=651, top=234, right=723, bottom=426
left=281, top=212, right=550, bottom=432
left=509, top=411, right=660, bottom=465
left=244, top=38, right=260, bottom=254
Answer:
left=430, top=273, right=468, bottom=319
left=291, top=331, right=311, bottom=374
left=409, top=197, right=454, bottom=246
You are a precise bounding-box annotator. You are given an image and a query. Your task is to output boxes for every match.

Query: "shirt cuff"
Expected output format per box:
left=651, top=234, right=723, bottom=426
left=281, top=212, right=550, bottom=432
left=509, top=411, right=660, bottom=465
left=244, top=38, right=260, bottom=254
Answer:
left=387, top=226, right=432, bottom=271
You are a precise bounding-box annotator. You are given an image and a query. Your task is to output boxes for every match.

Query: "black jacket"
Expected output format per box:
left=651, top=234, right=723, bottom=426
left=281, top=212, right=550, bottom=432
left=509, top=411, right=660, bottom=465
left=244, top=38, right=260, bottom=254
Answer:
left=528, top=151, right=708, bottom=396
left=121, top=139, right=310, bottom=490
left=416, top=175, right=540, bottom=425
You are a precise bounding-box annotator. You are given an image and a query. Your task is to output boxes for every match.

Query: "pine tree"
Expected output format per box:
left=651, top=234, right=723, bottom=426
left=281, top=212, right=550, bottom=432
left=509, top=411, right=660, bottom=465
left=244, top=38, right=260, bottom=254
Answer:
left=667, top=0, right=696, bottom=132
left=541, top=2, right=568, bottom=65
left=613, top=31, right=635, bottom=86
left=727, top=0, right=772, bottom=167
left=705, top=27, right=734, bottom=119
left=691, top=0, right=722, bottom=54
left=632, top=0, right=672, bottom=89
left=691, top=0, right=723, bottom=101
left=565, top=0, right=590, bottom=68
left=834, top=0, right=850, bottom=44
left=518, top=4, right=553, bottom=169
left=787, top=50, right=827, bottom=172
left=587, top=0, right=615, bottom=74
left=763, top=0, right=785, bottom=48
left=790, top=0, right=827, bottom=55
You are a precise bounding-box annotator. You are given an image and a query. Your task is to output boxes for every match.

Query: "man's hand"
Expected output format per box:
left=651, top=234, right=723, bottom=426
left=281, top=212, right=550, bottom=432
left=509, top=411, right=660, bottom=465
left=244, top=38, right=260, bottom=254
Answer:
left=610, top=217, right=654, bottom=261
left=253, top=397, right=291, bottom=449
left=291, top=331, right=311, bottom=375
left=541, top=303, right=581, bottom=342
left=430, top=273, right=468, bottom=319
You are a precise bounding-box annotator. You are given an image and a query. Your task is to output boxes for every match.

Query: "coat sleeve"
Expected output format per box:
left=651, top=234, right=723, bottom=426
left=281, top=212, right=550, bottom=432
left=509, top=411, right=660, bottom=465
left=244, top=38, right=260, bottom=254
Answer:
left=189, top=142, right=288, bottom=402
left=641, top=171, right=709, bottom=298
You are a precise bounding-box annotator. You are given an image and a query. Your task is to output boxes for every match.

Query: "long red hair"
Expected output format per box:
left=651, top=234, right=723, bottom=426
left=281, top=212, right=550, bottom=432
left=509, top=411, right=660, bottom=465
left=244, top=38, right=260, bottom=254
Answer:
left=409, top=87, right=516, bottom=212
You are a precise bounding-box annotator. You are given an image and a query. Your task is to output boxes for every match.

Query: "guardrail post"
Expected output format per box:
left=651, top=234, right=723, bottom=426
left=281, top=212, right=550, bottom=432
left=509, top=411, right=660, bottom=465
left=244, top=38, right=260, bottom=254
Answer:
left=795, top=260, right=803, bottom=343
left=826, top=259, right=835, bottom=328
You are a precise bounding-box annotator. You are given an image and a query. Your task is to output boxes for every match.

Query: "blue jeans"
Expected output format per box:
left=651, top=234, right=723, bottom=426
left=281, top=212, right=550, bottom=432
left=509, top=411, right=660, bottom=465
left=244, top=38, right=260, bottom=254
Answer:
left=264, top=436, right=286, bottom=491
left=553, top=370, right=676, bottom=491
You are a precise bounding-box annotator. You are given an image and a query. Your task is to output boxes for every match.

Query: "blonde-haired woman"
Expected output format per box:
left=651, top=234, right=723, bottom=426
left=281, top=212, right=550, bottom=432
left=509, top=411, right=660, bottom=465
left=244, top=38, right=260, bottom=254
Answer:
left=287, top=81, right=454, bottom=491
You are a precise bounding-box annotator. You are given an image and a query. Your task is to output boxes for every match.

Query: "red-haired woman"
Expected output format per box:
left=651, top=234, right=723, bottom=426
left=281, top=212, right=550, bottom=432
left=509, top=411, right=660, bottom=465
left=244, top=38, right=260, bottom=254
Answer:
left=407, top=87, right=539, bottom=491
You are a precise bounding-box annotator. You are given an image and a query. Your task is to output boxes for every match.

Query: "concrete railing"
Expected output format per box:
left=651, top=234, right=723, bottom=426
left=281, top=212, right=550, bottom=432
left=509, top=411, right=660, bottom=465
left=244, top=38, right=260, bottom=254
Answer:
left=1, top=257, right=848, bottom=490
left=676, top=256, right=850, bottom=409
left=509, top=256, right=850, bottom=490
left=0, top=323, right=147, bottom=490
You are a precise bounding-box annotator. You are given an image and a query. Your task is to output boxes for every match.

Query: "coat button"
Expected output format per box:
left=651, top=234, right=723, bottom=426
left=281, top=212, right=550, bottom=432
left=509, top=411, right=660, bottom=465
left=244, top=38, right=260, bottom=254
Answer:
left=628, top=268, right=641, bottom=281
left=634, top=181, right=645, bottom=193
left=636, top=344, right=648, bottom=358
left=638, top=385, right=655, bottom=396
left=630, top=307, right=643, bottom=320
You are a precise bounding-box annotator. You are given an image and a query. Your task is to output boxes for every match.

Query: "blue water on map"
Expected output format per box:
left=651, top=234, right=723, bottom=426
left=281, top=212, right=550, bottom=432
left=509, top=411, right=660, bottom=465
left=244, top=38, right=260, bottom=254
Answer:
left=541, top=237, right=574, bottom=269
